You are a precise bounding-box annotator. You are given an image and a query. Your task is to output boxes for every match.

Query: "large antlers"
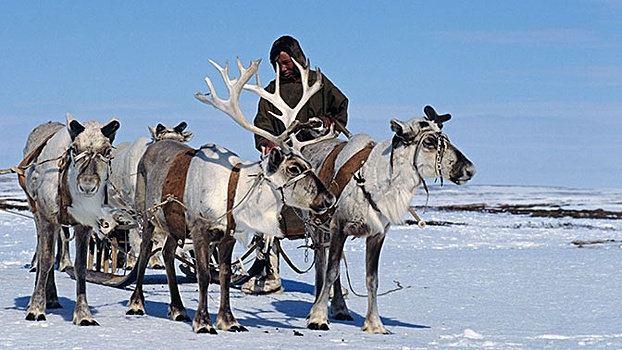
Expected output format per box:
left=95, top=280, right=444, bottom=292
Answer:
left=194, top=59, right=279, bottom=145
left=243, top=58, right=322, bottom=129
left=194, top=57, right=334, bottom=151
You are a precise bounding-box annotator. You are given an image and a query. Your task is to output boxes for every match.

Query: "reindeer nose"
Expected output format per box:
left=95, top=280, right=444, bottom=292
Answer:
left=311, top=191, right=336, bottom=214
left=78, top=175, right=100, bottom=194
left=465, top=165, right=476, bottom=179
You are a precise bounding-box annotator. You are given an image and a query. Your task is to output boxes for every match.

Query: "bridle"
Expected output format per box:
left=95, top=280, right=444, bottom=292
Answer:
left=260, top=160, right=316, bottom=206
left=67, top=145, right=112, bottom=176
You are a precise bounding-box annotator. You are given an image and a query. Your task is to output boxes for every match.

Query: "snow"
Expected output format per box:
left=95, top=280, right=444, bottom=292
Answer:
left=1, top=176, right=621, bottom=349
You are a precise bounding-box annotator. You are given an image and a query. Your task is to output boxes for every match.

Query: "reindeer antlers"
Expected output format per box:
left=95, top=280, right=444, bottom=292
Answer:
left=424, top=105, right=452, bottom=129
left=195, top=57, right=335, bottom=152
left=194, top=58, right=279, bottom=146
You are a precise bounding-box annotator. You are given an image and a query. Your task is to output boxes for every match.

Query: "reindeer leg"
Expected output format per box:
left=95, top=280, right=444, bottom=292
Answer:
left=216, top=235, right=246, bottom=332
left=191, top=228, right=217, bottom=334
left=308, top=227, right=348, bottom=331
left=330, top=265, right=352, bottom=321
left=45, top=225, right=61, bottom=309
left=362, top=233, right=389, bottom=334
left=312, top=225, right=328, bottom=301
left=72, top=225, right=98, bottom=326
left=26, top=217, right=57, bottom=321
left=125, top=228, right=141, bottom=270
left=163, top=235, right=190, bottom=322
left=126, top=221, right=154, bottom=316
left=57, top=226, right=73, bottom=272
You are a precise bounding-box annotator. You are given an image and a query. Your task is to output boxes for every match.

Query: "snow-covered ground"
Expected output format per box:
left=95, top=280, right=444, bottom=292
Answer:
left=1, top=176, right=621, bottom=349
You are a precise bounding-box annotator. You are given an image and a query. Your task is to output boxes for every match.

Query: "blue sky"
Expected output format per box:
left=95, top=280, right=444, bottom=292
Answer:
left=1, top=1, right=620, bottom=189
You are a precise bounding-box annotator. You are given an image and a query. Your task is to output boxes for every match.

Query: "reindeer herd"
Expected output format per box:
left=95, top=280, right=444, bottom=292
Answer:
left=13, top=57, right=475, bottom=334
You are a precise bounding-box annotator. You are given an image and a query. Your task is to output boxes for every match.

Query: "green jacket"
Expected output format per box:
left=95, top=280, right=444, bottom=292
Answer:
left=253, top=70, right=348, bottom=151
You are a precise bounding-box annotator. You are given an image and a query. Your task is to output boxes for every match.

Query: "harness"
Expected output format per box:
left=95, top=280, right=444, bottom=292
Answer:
left=314, top=142, right=376, bottom=224
left=15, top=131, right=113, bottom=226
left=161, top=148, right=198, bottom=243
left=313, top=129, right=448, bottom=224
left=16, top=132, right=58, bottom=211
left=160, top=148, right=243, bottom=246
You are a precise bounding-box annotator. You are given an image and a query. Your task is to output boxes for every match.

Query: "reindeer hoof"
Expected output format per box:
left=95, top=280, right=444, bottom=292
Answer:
left=77, top=319, right=100, bottom=326
left=195, top=326, right=218, bottom=334
left=228, top=325, right=248, bottom=332
left=174, top=314, right=192, bottom=322
left=307, top=322, right=329, bottom=331
left=126, top=309, right=144, bottom=316
left=26, top=312, right=46, bottom=321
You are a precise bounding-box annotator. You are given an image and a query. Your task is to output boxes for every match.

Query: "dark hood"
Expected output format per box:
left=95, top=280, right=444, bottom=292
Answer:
left=269, top=35, right=307, bottom=71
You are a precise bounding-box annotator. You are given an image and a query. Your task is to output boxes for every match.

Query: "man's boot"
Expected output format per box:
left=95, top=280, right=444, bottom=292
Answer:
left=241, top=239, right=283, bottom=294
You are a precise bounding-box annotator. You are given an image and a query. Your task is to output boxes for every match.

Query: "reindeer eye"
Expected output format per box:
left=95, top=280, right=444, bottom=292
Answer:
left=287, top=165, right=303, bottom=176
left=423, top=136, right=437, bottom=149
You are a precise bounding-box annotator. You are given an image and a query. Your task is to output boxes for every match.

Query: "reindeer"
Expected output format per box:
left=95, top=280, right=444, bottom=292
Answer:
left=108, top=121, right=194, bottom=269
left=20, top=113, right=123, bottom=325
left=126, top=58, right=335, bottom=334
left=47, top=122, right=194, bottom=273
left=303, top=105, right=476, bottom=333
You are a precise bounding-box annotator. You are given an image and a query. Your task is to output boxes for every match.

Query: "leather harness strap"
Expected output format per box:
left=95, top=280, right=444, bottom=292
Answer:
left=58, top=155, right=75, bottom=225
left=162, top=148, right=198, bottom=240
left=328, top=143, right=375, bottom=199
left=16, top=132, right=58, bottom=212
left=226, top=163, right=243, bottom=235
left=317, top=141, right=347, bottom=187
left=314, top=142, right=376, bottom=224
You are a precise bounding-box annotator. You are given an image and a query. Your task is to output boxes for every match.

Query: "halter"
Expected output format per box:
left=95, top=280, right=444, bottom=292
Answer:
left=66, top=145, right=112, bottom=179
left=261, top=166, right=315, bottom=205
left=366, top=128, right=448, bottom=212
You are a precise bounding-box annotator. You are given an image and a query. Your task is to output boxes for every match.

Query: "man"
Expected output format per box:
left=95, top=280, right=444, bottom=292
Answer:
left=242, top=35, right=348, bottom=294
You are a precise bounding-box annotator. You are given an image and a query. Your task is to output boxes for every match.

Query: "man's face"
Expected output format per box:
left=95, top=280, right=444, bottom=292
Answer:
left=276, top=51, right=299, bottom=82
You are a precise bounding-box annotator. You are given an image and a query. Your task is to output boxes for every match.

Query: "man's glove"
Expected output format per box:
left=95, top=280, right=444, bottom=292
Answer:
left=307, top=116, right=332, bottom=138
left=258, top=139, right=277, bottom=156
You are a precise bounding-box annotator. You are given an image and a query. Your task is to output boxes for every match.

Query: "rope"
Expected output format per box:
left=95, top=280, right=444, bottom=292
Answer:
left=146, top=171, right=265, bottom=233
left=0, top=153, right=66, bottom=176
left=342, top=251, right=409, bottom=297
left=0, top=207, right=34, bottom=219
left=275, top=238, right=314, bottom=274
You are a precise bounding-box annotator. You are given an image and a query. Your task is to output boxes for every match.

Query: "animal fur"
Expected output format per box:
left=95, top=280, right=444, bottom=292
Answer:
left=304, top=110, right=476, bottom=333
left=126, top=140, right=334, bottom=334
left=22, top=113, right=121, bottom=325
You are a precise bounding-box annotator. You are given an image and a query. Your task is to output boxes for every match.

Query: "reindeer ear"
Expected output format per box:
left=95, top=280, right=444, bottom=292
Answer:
left=148, top=125, right=157, bottom=138
left=66, top=113, right=85, bottom=141
left=266, top=147, right=284, bottom=174
left=101, top=118, right=120, bottom=143
left=390, top=118, right=418, bottom=145
left=182, top=131, right=194, bottom=142
left=156, top=123, right=166, bottom=134
left=390, top=118, right=405, bottom=136
left=174, top=121, right=188, bottom=133
left=424, top=105, right=451, bottom=129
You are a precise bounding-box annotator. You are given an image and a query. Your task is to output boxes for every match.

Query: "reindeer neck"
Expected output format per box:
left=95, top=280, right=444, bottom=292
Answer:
left=357, top=139, right=422, bottom=224
left=230, top=161, right=284, bottom=237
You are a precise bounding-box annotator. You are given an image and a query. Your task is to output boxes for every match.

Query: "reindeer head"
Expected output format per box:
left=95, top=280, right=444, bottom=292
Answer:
left=148, top=121, right=194, bottom=142
left=263, top=147, right=335, bottom=214
left=390, top=106, right=475, bottom=185
left=66, top=113, right=119, bottom=196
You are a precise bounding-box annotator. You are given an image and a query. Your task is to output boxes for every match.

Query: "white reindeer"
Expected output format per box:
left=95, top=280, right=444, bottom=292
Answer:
left=126, top=58, right=335, bottom=334
left=20, top=113, right=123, bottom=325
left=303, top=105, right=476, bottom=333
left=108, top=121, right=193, bottom=270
